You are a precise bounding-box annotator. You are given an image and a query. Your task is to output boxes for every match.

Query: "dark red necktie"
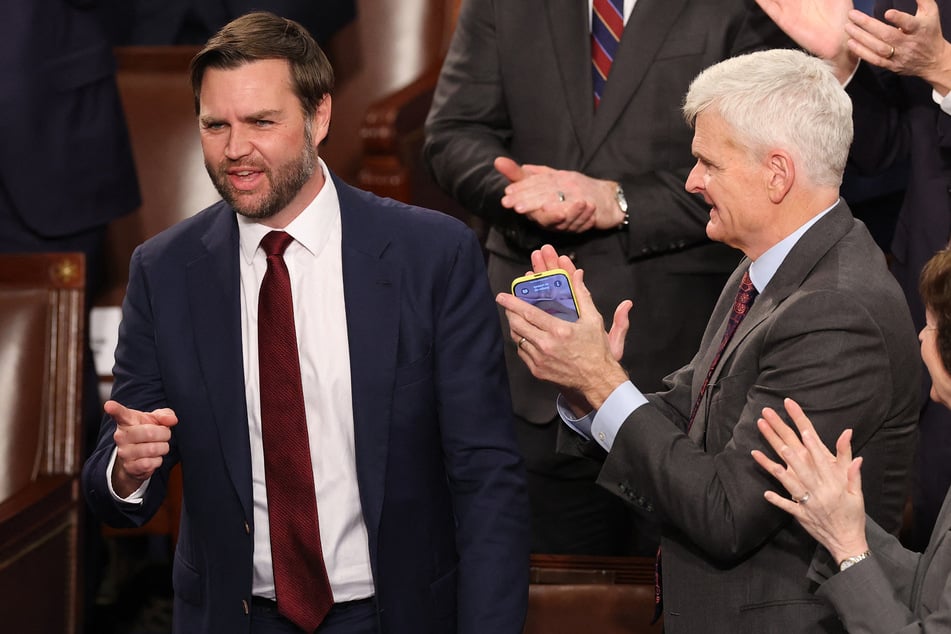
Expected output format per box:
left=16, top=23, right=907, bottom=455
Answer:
left=258, top=230, right=333, bottom=632
left=654, top=270, right=758, bottom=623
left=592, top=0, right=624, bottom=107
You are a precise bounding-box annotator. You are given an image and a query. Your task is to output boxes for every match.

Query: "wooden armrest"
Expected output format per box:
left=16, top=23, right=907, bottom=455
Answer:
left=0, top=475, right=75, bottom=534
left=530, top=554, right=656, bottom=585
left=357, top=61, right=444, bottom=203
left=526, top=554, right=662, bottom=634
left=356, top=59, right=474, bottom=237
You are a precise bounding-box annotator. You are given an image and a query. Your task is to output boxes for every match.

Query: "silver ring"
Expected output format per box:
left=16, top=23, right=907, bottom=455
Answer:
left=886, top=45, right=895, bottom=59
left=557, top=191, right=566, bottom=202
left=518, top=336, right=527, bottom=349
left=795, top=492, right=811, bottom=504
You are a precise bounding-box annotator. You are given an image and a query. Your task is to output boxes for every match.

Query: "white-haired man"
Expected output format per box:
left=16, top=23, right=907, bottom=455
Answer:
left=498, top=49, right=920, bottom=633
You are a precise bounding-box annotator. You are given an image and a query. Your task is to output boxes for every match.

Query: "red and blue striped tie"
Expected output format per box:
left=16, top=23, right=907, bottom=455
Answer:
left=592, top=0, right=624, bottom=108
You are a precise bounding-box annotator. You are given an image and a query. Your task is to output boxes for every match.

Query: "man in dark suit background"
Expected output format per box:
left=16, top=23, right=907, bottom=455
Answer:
left=82, top=12, right=529, bottom=633
left=499, top=49, right=920, bottom=632
left=0, top=4, right=140, bottom=629
left=423, top=0, right=793, bottom=555
left=757, top=0, right=951, bottom=554
left=0, top=0, right=139, bottom=319
left=96, top=0, right=356, bottom=45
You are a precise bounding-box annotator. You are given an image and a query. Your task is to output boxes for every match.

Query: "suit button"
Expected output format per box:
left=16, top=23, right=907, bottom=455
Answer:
left=242, top=599, right=249, bottom=615
left=244, top=521, right=250, bottom=535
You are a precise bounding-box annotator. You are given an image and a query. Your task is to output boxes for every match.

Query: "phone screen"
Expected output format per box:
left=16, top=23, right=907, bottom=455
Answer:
left=511, top=271, right=580, bottom=322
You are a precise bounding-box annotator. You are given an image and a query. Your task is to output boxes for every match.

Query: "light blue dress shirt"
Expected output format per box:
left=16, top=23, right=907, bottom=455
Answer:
left=559, top=203, right=836, bottom=450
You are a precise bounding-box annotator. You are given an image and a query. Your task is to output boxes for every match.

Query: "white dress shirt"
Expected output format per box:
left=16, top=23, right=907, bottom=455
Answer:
left=108, top=159, right=374, bottom=602
left=588, top=0, right=636, bottom=29
left=237, top=161, right=373, bottom=601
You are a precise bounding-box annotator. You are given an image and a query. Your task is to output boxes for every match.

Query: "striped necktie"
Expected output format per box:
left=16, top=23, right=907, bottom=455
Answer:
left=592, top=0, right=624, bottom=108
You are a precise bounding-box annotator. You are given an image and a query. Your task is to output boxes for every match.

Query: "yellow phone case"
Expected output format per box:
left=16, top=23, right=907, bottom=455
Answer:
left=510, top=268, right=580, bottom=321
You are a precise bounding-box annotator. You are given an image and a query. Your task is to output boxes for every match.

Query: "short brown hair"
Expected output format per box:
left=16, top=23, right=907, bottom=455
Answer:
left=919, top=247, right=951, bottom=372
left=189, top=11, right=334, bottom=117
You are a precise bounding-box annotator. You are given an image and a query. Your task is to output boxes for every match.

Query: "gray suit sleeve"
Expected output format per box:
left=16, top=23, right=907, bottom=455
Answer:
left=423, top=0, right=512, bottom=227
left=598, top=288, right=911, bottom=563
left=812, top=517, right=951, bottom=633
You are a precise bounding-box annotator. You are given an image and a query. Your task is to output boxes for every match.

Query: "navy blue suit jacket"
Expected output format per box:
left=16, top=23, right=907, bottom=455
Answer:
left=82, top=175, right=530, bottom=633
left=0, top=0, right=139, bottom=239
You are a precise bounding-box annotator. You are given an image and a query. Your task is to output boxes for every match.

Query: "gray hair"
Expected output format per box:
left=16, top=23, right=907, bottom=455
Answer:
left=682, top=49, right=852, bottom=188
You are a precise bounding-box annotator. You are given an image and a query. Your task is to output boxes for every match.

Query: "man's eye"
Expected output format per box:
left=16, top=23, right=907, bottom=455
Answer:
left=255, top=120, right=274, bottom=127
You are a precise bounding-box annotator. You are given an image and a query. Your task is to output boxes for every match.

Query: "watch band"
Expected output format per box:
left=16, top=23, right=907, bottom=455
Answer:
left=838, top=550, right=871, bottom=572
left=615, top=184, right=629, bottom=230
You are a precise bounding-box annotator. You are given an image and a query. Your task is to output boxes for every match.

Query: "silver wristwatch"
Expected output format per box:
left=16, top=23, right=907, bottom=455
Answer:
left=838, top=550, right=871, bottom=572
left=615, top=184, right=629, bottom=230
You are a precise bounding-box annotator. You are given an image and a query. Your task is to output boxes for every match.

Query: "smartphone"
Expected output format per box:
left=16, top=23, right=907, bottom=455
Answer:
left=511, top=269, right=580, bottom=322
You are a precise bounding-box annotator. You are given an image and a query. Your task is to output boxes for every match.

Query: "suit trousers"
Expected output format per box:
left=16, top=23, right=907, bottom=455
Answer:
left=250, top=598, right=377, bottom=634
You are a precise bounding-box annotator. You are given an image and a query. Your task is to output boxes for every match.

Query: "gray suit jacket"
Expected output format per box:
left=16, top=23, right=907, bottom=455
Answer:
left=424, top=0, right=793, bottom=421
left=571, top=202, right=920, bottom=632
left=812, top=491, right=951, bottom=632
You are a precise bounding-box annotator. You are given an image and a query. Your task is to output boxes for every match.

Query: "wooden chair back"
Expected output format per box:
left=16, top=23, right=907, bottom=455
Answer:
left=0, top=252, right=85, bottom=634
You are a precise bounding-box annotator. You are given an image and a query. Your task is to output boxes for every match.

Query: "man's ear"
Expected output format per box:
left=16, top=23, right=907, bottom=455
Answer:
left=765, top=149, right=794, bottom=204
left=311, top=94, right=332, bottom=146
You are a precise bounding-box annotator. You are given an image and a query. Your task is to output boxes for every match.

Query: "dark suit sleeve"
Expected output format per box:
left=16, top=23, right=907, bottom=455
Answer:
left=431, top=228, right=530, bottom=632
left=81, top=246, right=179, bottom=528
left=599, top=289, right=912, bottom=563
left=424, top=0, right=513, bottom=228
left=0, top=0, right=139, bottom=236
left=846, top=63, right=915, bottom=177
left=813, top=515, right=951, bottom=633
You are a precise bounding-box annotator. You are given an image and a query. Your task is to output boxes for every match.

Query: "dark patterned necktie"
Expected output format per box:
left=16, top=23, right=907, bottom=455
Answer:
left=592, top=0, right=624, bottom=108
left=258, top=230, right=334, bottom=631
left=654, top=269, right=758, bottom=623
left=687, top=270, right=758, bottom=431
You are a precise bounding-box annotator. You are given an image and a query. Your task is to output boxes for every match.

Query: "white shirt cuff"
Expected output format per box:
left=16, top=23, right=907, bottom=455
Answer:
left=933, top=88, right=951, bottom=115
left=106, top=446, right=149, bottom=504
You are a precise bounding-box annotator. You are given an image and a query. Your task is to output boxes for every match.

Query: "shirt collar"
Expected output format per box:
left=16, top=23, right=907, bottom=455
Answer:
left=748, top=199, right=837, bottom=292
left=237, top=158, right=339, bottom=262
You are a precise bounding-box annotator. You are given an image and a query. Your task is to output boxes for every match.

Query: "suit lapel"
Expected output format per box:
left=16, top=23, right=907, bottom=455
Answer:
left=186, top=208, right=254, bottom=518
left=336, top=176, right=399, bottom=544
left=584, top=0, right=689, bottom=164
left=690, top=202, right=856, bottom=442
left=688, top=264, right=747, bottom=445
left=546, top=0, right=594, bottom=152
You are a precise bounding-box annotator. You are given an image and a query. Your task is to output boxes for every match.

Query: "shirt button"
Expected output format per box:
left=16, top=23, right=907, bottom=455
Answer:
left=242, top=599, right=249, bottom=615
left=598, top=432, right=606, bottom=441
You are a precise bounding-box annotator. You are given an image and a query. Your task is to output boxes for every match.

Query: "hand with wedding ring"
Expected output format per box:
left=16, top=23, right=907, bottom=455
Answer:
left=494, top=157, right=624, bottom=233
left=751, top=398, right=870, bottom=564
left=843, top=0, right=951, bottom=91
left=498, top=244, right=632, bottom=415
